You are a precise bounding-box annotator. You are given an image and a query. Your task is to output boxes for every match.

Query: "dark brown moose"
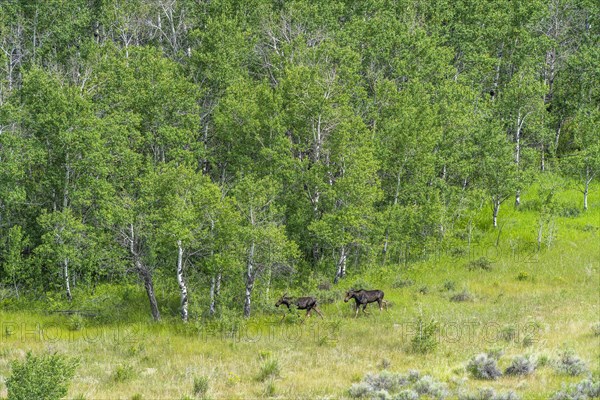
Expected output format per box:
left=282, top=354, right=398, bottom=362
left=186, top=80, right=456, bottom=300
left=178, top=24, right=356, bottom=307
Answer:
left=275, top=293, right=324, bottom=321
left=344, top=289, right=387, bottom=317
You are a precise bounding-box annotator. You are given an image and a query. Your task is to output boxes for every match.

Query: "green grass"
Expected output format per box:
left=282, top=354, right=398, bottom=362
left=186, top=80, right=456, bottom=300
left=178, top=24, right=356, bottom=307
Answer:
left=0, top=186, right=598, bottom=399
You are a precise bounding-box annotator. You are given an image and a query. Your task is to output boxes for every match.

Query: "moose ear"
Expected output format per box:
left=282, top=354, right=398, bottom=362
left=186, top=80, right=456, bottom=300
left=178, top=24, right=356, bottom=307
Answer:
left=283, top=292, right=288, bottom=298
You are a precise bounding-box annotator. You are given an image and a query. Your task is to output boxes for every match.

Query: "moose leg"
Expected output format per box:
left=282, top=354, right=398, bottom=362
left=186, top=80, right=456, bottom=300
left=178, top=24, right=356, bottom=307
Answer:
left=362, top=304, right=369, bottom=314
left=314, top=306, right=324, bottom=319
left=354, top=306, right=360, bottom=318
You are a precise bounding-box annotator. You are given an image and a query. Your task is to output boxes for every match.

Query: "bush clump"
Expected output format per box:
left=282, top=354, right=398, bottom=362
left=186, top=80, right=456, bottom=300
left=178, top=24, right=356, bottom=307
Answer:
left=459, top=388, right=521, bottom=400
left=554, top=350, right=588, bottom=376
left=413, top=375, right=448, bottom=399
left=504, top=355, right=537, bottom=376
left=348, top=382, right=373, bottom=398
left=364, top=370, right=408, bottom=392
left=443, top=280, right=456, bottom=291
left=256, top=358, right=281, bottom=382
left=193, top=375, right=209, bottom=397
left=466, top=353, right=502, bottom=380
left=450, top=289, right=474, bottom=302
left=551, top=378, right=600, bottom=400
left=347, top=370, right=461, bottom=400
left=393, top=390, right=419, bottom=400
left=6, top=352, right=79, bottom=400
left=410, top=317, right=439, bottom=354
left=466, top=257, right=493, bottom=271
left=113, top=364, right=136, bottom=382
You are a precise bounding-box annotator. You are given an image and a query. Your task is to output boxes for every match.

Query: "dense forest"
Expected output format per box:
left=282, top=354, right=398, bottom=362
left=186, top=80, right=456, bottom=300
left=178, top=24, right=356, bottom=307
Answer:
left=0, top=0, right=598, bottom=322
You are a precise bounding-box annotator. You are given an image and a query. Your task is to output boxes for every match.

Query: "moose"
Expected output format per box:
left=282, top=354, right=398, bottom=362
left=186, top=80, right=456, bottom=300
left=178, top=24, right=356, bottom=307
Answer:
left=275, top=293, right=324, bottom=321
left=344, top=289, right=387, bottom=317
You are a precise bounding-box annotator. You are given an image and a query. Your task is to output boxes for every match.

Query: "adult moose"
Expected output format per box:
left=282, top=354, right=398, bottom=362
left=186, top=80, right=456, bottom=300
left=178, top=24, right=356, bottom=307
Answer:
left=275, top=293, right=324, bottom=321
left=344, top=289, right=387, bottom=318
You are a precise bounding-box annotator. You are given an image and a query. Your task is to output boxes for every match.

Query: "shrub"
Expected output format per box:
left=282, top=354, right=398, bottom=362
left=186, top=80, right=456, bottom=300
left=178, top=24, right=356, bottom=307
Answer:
left=505, top=355, right=536, bottom=376
left=551, top=378, right=600, bottom=400
left=458, top=388, right=521, bottom=400
left=6, top=352, right=78, bottom=400
left=392, top=390, right=419, bottom=400
left=516, top=272, right=530, bottom=281
left=257, top=359, right=280, bottom=382
left=466, top=353, right=502, bottom=380
left=193, top=376, right=209, bottom=397
left=407, top=370, right=421, bottom=383
left=113, top=364, right=136, bottom=382
left=348, top=382, right=372, bottom=398
left=410, top=317, right=439, bottom=354
left=450, top=289, right=473, bottom=302
left=67, top=314, right=85, bottom=331
left=364, top=371, right=408, bottom=392
left=499, top=326, right=517, bottom=342
left=554, top=350, right=587, bottom=376
left=413, top=375, right=448, bottom=399
left=371, top=390, right=391, bottom=400
left=559, top=205, right=581, bottom=218
left=466, top=257, right=493, bottom=271
left=443, top=280, right=456, bottom=291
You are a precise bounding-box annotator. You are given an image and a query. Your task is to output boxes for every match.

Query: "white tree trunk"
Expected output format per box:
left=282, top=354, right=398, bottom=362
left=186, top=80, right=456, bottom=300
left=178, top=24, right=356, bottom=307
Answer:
left=493, top=200, right=500, bottom=228
left=209, top=275, right=216, bottom=316
left=176, top=240, right=188, bottom=322
left=334, top=245, right=347, bottom=284
left=584, top=178, right=589, bottom=211
left=64, top=257, right=72, bottom=302
left=243, top=242, right=255, bottom=318
left=515, top=113, right=523, bottom=207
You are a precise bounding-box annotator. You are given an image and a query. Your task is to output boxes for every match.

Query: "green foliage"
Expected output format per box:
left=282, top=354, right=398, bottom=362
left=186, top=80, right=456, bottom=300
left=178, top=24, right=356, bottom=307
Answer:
left=6, top=352, right=78, bottom=400
left=467, top=353, right=502, bottom=380
left=256, top=359, right=281, bottom=382
left=554, top=350, right=588, bottom=376
left=113, top=364, right=136, bottom=382
left=410, top=317, right=439, bottom=354
left=466, top=257, right=493, bottom=271
left=193, top=376, right=209, bottom=397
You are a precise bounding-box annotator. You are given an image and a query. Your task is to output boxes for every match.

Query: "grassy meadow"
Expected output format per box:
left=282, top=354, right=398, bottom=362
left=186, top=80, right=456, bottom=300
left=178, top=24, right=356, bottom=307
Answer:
left=0, top=186, right=598, bottom=399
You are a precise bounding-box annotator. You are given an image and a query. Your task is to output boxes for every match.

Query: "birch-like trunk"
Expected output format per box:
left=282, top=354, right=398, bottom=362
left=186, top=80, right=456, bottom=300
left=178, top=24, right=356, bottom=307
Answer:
left=64, top=257, right=72, bottom=302
left=176, top=240, right=188, bottom=322
left=493, top=200, right=500, bottom=228
left=141, top=267, right=160, bottom=321
left=209, top=272, right=222, bottom=316
left=382, top=170, right=402, bottom=264
left=243, top=242, right=255, bottom=318
left=209, top=275, right=216, bottom=316
left=130, top=224, right=161, bottom=321
left=334, top=245, right=347, bottom=284
left=515, top=112, right=524, bottom=207
left=584, top=168, right=590, bottom=211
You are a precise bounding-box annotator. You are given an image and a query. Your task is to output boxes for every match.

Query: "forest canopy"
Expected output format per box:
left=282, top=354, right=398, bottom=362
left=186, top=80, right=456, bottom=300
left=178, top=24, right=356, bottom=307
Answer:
left=0, top=0, right=598, bottom=320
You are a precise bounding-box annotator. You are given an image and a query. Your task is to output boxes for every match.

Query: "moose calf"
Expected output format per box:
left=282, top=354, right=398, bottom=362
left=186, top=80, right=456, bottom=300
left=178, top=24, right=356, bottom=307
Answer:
left=275, top=293, right=324, bottom=321
left=344, top=289, right=387, bottom=318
